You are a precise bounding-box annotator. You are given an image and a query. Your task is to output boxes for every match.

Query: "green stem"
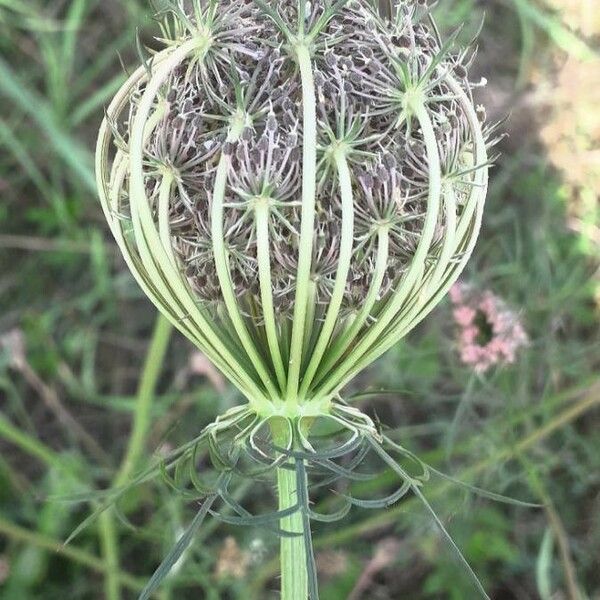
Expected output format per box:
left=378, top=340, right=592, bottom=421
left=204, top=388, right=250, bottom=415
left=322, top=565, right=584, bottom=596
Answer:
left=299, top=147, right=355, bottom=400
left=256, top=202, right=287, bottom=392
left=324, top=78, right=489, bottom=398
left=310, top=226, right=389, bottom=390
left=115, top=315, right=173, bottom=486
left=106, top=145, right=254, bottom=399
left=427, top=182, right=457, bottom=291
left=313, top=99, right=442, bottom=399
left=125, top=37, right=268, bottom=405
left=278, top=466, right=308, bottom=600
left=99, top=510, right=121, bottom=600
left=272, top=422, right=308, bottom=600
left=211, top=136, right=281, bottom=403
left=100, top=314, right=173, bottom=600
left=0, top=413, right=64, bottom=471
left=0, top=516, right=150, bottom=595
left=157, top=172, right=176, bottom=266
left=287, top=42, right=317, bottom=403
left=249, top=382, right=600, bottom=595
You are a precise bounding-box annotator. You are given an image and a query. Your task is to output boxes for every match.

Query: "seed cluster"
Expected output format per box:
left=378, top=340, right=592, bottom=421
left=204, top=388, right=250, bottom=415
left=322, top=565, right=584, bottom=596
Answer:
left=120, top=0, right=482, bottom=322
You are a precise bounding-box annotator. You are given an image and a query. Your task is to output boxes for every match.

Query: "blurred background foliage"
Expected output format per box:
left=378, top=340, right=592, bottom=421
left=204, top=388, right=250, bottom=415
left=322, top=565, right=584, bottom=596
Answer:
left=0, top=0, right=598, bottom=598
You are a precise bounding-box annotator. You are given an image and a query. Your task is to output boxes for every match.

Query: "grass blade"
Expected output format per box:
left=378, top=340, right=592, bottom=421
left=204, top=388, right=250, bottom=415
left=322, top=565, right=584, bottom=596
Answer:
left=0, top=56, right=96, bottom=192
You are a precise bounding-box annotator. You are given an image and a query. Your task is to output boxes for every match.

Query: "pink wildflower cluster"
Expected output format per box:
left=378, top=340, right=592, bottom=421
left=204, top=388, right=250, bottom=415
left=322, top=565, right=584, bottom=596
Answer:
left=450, top=283, right=529, bottom=373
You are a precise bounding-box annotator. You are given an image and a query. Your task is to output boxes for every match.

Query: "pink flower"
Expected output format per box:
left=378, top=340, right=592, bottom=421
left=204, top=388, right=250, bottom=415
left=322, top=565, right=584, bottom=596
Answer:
left=450, top=283, right=528, bottom=373
left=453, top=306, right=476, bottom=327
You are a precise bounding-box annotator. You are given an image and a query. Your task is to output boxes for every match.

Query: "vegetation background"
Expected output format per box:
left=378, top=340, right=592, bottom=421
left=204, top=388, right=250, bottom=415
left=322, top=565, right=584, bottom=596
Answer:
left=0, top=0, right=598, bottom=598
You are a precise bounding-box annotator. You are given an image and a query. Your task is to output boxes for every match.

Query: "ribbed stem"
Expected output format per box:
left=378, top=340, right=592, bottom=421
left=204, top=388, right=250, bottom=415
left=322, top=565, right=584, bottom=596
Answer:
left=277, top=466, right=308, bottom=600
left=272, top=422, right=308, bottom=600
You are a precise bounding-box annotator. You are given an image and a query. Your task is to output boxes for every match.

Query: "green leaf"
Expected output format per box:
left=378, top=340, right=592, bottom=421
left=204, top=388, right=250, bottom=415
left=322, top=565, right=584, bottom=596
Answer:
left=410, top=481, right=491, bottom=600
left=428, top=466, right=542, bottom=508
left=138, top=496, right=217, bottom=600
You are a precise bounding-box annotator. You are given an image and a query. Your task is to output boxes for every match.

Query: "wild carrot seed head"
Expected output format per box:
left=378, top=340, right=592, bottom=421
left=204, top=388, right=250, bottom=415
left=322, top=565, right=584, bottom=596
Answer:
left=97, top=0, right=491, bottom=410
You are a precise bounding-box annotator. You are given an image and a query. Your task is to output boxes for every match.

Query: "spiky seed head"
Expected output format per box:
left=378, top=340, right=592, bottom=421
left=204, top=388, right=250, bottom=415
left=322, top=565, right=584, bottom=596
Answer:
left=97, top=0, right=490, bottom=413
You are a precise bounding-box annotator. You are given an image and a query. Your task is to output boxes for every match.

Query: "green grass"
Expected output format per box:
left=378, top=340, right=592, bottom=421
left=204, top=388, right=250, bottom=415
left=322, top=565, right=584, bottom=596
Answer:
left=0, top=1, right=599, bottom=599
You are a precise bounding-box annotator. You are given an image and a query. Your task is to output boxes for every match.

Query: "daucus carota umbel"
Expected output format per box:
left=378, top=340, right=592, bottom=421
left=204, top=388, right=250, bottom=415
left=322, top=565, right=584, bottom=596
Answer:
left=96, top=0, right=495, bottom=598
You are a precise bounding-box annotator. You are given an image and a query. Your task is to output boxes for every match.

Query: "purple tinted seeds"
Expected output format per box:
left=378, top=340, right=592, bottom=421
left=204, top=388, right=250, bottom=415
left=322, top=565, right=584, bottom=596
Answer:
left=117, top=0, right=487, bottom=320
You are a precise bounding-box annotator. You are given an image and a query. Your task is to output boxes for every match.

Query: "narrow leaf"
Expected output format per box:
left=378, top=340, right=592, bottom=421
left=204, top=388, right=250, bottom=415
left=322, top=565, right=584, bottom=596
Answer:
left=410, top=480, right=491, bottom=599
left=429, top=466, right=542, bottom=508
left=139, top=496, right=217, bottom=600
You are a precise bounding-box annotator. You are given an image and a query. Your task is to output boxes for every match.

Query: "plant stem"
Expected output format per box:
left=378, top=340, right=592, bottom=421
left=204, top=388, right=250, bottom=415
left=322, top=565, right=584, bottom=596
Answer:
left=100, top=314, right=173, bottom=600
left=299, top=148, right=355, bottom=399
left=123, top=37, right=268, bottom=406
left=311, top=226, right=389, bottom=390
left=99, top=510, right=121, bottom=600
left=256, top=201, right=287, bottom=392
left=211, top=122, right=280, bottom=402
left=272, top=422, right=308, bottom=600
left=287, top=42, right=317, bottom=403
left=115, top=315, right=173, bottom=486
left=278, top=465, right=308, bottom=600
left=518, top=458, right=582, bottom=600
left=313, top=99, right=442, bottom=400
